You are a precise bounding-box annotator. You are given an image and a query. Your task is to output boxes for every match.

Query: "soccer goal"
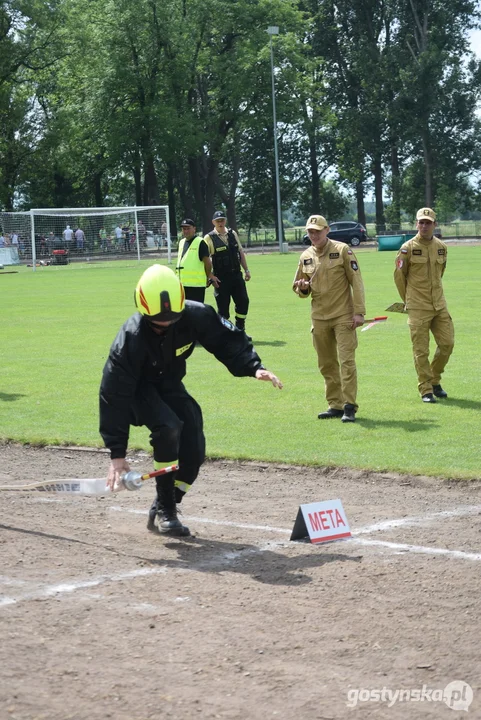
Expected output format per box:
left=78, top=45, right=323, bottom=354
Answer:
left=0, top=205, right=172, bottom=271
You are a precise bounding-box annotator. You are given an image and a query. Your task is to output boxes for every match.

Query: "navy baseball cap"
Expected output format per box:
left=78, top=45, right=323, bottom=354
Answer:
left=212, top=211, right=226, bottom=221
left=180, top=218, right=196, bottom=227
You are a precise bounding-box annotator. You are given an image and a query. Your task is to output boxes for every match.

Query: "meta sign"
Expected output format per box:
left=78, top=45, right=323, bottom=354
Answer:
left=290, top=499, right=351, bottom=544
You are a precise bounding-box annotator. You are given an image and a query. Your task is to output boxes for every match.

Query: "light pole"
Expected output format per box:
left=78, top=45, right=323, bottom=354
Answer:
left=267, top=26, right=283, bottom=252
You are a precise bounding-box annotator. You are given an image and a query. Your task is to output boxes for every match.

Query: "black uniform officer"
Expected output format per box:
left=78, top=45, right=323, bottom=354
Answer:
left=204, top=211, right=251, bottom=333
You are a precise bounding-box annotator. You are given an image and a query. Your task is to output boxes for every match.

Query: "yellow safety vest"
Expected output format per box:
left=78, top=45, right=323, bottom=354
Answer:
left=176, top=237, right=206, bottom=287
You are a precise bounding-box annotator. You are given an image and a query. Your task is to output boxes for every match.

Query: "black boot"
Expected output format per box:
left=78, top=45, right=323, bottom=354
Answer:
left=422, top=393, right=437, bottom=403
left=149, top=479, right=190, bottom=536
left=341, top=404, right=356, bottom=423
left=433, top=384, right=448, bottom=398
left=318, top=408, right=343, bottom=419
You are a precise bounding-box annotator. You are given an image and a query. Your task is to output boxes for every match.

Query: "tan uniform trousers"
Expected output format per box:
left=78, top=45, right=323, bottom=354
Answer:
left=407, top=308, right=454, bottom=396
left=312, top=314, right=358, bottom=410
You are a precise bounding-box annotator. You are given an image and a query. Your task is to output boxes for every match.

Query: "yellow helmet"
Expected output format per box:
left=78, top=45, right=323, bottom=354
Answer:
left=134, top=264, right=185, bottom=321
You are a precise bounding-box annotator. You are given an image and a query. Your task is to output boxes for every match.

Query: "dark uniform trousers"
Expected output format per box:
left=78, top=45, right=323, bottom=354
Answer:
left=214, top=272, right=249, bottom=329
left=183, top=286, right=206, bottom=303
left=407, top=308, right=454, bottom=396
left=130, top=380, right=205, bottom=502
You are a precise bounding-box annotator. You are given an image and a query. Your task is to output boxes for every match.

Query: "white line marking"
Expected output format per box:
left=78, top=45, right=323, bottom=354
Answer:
left=108, top=505, right=291, bottom=534
left=352, top=505, right=481, bottom=535
left=0, top=567, right=167, bottom=607
left=354, top=537, right=481, bottom=561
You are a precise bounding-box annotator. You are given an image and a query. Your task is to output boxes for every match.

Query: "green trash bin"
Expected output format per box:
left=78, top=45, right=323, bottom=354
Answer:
left=377, top=235, right=404, bottom=251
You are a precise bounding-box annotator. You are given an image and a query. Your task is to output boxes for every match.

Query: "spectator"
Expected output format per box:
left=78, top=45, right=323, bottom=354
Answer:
left=137, top=220, right=147, bottom=248
left=39, top=235, right=48, bottom=257
left=99, top=227, right=108, bottom=252
left=63, top=225, right=74, bottom=246
left=122, top=224, right=130, bottom=252
left=75, top=227, right=85, bottom=252
left=152, top=224, right=160, bottom=249
left=114, top=224, right=123, bottom=249
left=160, top=221, right=168, bottom=248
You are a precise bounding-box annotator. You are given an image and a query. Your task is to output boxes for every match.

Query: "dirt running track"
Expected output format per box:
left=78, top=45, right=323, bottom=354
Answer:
left=1, top=442, right=481, bottom=720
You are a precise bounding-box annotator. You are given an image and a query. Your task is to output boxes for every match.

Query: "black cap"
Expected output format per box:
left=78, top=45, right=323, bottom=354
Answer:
left=212, top=211, right=226, bottom=221
left=180, top=218, right=196, bottom=227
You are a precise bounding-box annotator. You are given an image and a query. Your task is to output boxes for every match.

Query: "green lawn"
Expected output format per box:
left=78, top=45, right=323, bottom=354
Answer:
left=1, top=247, right=480, bottom=479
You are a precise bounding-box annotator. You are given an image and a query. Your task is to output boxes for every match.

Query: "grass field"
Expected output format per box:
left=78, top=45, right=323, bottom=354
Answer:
left=1, top=245, right=480, bottom=478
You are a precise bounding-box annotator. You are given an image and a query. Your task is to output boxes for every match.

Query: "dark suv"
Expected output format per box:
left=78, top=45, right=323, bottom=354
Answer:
left=328, top=221, right=367, bottom=246
left=303, top=221, right=368, bottom=247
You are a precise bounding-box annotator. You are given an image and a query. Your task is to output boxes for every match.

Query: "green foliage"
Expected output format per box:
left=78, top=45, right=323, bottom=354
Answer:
left=1, top=248, right=480, bottom=479
left=1, top=0, right=481, bottom=229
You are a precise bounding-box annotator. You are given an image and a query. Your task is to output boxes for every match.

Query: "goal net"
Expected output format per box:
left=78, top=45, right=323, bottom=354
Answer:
left=0, top=205, right=172, bottom=269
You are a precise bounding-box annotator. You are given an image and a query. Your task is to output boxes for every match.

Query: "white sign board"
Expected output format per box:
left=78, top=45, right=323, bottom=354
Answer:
left=290, top=498, right=351, bottom=543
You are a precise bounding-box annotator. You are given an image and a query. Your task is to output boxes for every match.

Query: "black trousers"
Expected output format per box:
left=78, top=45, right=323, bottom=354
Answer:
left=130, top=381, right=205, bottom=501
left=214, top=272, right=249, bottom=329
left=183, top=285, right=206, bottom=303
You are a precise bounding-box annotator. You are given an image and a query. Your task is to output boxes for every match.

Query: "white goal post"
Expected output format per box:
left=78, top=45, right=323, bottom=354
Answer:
left=0, top=205, right=172, bottom=271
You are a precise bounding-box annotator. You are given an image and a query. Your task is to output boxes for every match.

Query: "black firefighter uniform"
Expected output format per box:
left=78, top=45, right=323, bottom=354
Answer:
left=394, top=234, right=454, bottom=396
left=293, top=239, right=366, bottom=410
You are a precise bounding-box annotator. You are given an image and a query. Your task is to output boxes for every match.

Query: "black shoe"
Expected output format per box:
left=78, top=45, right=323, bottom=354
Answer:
left=147, top=496, right=190, bottom=537
left=341, top=404, right=356, bottom=423
left=158, top=507, right=190, bottom=536
left=422, top=393, right=437, bottom=403
left=433, top=384, right=447, bottom=398
left=318, top=408, right=343, bottom=419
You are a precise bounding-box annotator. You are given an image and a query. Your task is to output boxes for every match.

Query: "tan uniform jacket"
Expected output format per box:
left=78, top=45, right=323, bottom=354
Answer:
left=293, top=240, right=366, bottom=320
left=394, top=234, right=448, bottom=311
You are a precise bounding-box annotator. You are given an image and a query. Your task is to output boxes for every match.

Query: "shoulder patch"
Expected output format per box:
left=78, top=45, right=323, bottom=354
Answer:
left=347, top=249, right=353, bottom=255
left=438, top=249, right=445, bottom=255
left=401, top=248, right=408, bottom=254
left=303, top=257, right=313, bottom=265
left=329, top=252, right=340, bottom=259
left=412, top=249, right=423, bottom=255
left=397, top=259, right=403, bottom=269
left=350, top=261, right=358, bottom=271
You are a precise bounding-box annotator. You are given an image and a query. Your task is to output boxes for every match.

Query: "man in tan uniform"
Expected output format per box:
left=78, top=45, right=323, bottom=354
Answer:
left=394, top=207, right=454, bottom=403
left=293, top=215, right=366, bottom=422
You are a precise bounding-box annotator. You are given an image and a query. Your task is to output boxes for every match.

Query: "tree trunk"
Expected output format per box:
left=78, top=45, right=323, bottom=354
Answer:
left=188, top=156, right=205, bottom=229
left=355, top=180, right=366, bottom=227
left=143, top=154, right=160, bottom=205
left=390, top=142, right=401, bottom=229
left=373, top=156, right=385, bottom=233
left=308, top=125, right=320, bottom=212
left=132, top=160, right=142, bottom=206
left=166, top=162, right=176, bottom=237
left=217, top=153, right=240, bottom=232
left=93, top=171, right=103, bottom=207
left=421, top=131, right=433, bottom=207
